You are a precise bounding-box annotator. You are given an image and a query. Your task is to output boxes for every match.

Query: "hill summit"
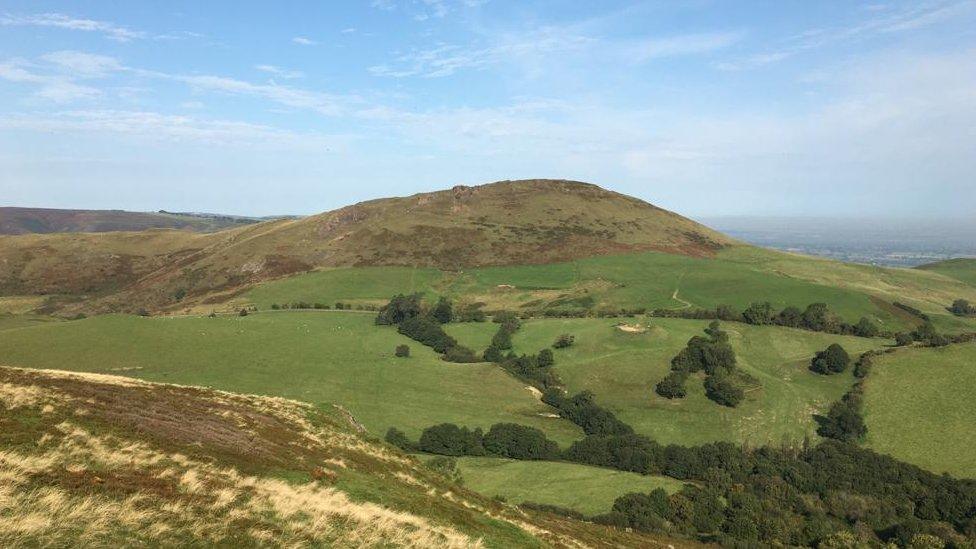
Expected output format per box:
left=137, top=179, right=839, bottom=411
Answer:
left=0, top=179, right=734, bottom=312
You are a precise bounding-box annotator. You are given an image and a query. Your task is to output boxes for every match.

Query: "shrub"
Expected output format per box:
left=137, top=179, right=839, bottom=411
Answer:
left=375, top=294, right=422, bottom=325
left=950, top=299, right=976, bottom=316
left=543, top=390, right=633, bottom=436
left=394, top=344, right=410, bottom=358
left=271, top=303, right=280, bottom=310
left=418, top=424, right=485, bottom=456
left=239, top=308, right=249, bottom=317
left=811, top=343, right=851, bottom=375
left=817, top=398, right=867, bottom=442
left=853, top=353, right=873, bottom=378
left=537, top=348, right=554, bottom=367
left=742, top=301, right=774, bottom=325
left=704, top=373, right=744, bottom=407
left=482, top=423, right=559, bottom=460
left=482, top=345, right=503, bottom=363
left=776, top=306, right=803, bottom=328
left=398, top=316, right=458, bottom=353
left=655, top=371, right=688, bottom=399
left=443, top=346, right=480, bottom=363
left=431, top=296, right=453, bottom=324
left=553, top=334, right=575, bottom=348
left=854, top=317, right=879, bottom=338
left=895, top=332, right=914, bottom=346
left=802, top=303, right=836, bottom=332
left=385, top=427, right=417, bottom=451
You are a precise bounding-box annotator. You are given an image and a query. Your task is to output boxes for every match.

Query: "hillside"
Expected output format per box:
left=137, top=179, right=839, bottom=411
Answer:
left=0, top=207, right=261, bottom=235
left=917, top=258, right=976, bottom=287
left=0, top=365, right=691, bottom=548
left=0, top=179, right=735, bottom=313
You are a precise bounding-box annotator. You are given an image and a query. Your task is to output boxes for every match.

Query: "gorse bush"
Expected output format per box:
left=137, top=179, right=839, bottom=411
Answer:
left=811, top=343, right=851, bottom=375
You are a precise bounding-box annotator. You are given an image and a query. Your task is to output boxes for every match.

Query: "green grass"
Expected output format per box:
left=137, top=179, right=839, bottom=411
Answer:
left=917, top=258, right=976, bottom=287
left=245, top=266, right=446, bottom=308
left=242, top=249, right=948, bottom=332
left=498, top=317, right=886, bottom=447
left=0, top=313, right=61, bottom=331
left=0, top=312, right=582, bottom=445
left=448, top=456, right=686, bottom=515
left=863, top=343, right=976, bottom=479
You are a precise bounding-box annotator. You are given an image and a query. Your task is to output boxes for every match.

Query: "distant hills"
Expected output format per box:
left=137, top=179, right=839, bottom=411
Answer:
left=0, top=206, right=293, bottom=235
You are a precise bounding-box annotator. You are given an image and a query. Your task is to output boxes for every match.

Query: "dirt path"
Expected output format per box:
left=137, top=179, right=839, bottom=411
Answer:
left=671, top=271, right=694, bottom=309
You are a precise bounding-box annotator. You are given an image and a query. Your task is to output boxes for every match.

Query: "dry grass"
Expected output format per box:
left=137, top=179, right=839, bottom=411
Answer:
left=0, top=366, right=700, bottom=548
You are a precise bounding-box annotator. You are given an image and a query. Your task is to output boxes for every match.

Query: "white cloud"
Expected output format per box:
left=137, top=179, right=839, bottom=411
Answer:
left=40, top=51, right=123, bottom=77
left=341, top=28, right=356, bottom=34
left=0, top=12, right=144, bottom=41
left=292, top=36, right=318, bottom=46
left=629, top=32, right=743, bottom=62
left=0, top=59, right=102, bottom=103
left=254, top=64, right=305, bottom=79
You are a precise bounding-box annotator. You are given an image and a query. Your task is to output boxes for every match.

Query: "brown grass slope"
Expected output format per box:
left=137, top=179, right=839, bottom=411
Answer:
left=0, top=365, right=697, bottom=548
left=0, top=179, right=733, bottom=312
left=0, top=207, right=259, bottom=235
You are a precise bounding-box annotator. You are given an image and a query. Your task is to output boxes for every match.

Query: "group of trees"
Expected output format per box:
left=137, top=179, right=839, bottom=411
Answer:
left=270, top=301, right=363, bottom=311
left=949, top=299, right=976, bottom=317
left=653, top=302, right=883, bottom=338
left=376, top=294, right=479, bottom=363
left=480, top=312, right=565, bottom=389
left=542, top=390, right=633, bottom=436
left=655, top=322, right=744, bottom=407
left=387, top=422, right=559, bottom=460
left=810, top=343, right=851, bottom=375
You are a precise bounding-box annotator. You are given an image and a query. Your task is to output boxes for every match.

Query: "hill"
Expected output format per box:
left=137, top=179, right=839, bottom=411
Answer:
left=0, top=365, right=692, bottom=548
left=0, top=207, right=262, bottom=235
left=917, top=258, right=976, bottom=287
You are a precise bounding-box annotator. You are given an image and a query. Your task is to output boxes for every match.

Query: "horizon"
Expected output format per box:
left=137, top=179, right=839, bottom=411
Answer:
left=2, top=1, right=975, bottom=218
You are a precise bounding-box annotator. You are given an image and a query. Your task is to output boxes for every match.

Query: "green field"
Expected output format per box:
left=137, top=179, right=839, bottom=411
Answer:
left=917, top=258, right=976, bottom=287
left=0, top=312, right=582, bottom=445
left=448, top=457, right=686, bottom=515
left=493, top=318, right=886, bottom=446
left=235, top=248, right=976, bottom=333
left=863, top=343, right=976, bottom=479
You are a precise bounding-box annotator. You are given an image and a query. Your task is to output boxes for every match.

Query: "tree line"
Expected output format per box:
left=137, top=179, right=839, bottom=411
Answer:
left=651, top=301, right=887, bottom=338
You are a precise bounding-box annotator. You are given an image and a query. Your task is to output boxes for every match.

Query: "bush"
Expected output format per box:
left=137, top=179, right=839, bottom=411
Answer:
left=776, top=306, right=803, bottom=328
left=811, top=343, right=851, bottom=375
left=431, top=296, right=453, bottom=324
left=950, top=299, right=976, bottom=316
left=854, top=317, right=879, bottom=337
left=395, top=344, right=410, bottom=358
left=418, top=424, right=485, bottom=456
left=443, top=346, right=480, bottom=363
left=704, top=373, right=744, bottom=407
left=817, top=398, right=867, bottom=442
left=398, top=316, right=458, bottom=353
left=375, top=294, right=422, bottom=325
left=655, top=371, right=688, bottom=399
left=895, top=332, right=915, bottom=346
left=239, top=308, right=249, bottom=317
left=482, top=345, right=503, bottom=363
left=742, top=301, right=774, bottom=325
left=537, top=348, right=554, bottom=367
left=385, top=427, right=417, bottom=451
left=802, top=303, right=837, bottom=332
left=482, top=423, right=559, bottom=460
left=553, top=334, right=575, bottom=349
left=543, top=390, right=633, bottom=436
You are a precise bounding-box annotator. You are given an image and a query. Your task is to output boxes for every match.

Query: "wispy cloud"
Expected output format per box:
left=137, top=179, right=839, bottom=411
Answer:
left=0, top=12, right=144, bottom=41
left=41, top=51, right=123, bottom=77
left=0, top=59, right=102, bottom=103
left=291, top=36, right=318, bottom=46
left=254, top=64, right=305, bottom=79
left=629, top=31, right=743, bottom=62
left=370, top=0, right=488, bottom=21
left=715, top=0, right=976, bottom=71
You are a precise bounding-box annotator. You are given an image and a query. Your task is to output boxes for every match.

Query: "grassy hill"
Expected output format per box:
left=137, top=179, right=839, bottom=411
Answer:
left=0, top=365, right=691, bottom=547
left=863, top=342, right=976, bottom=478
left=917, top=258, right=976, bottom=287
left=0, top=207, right=260, bottom=235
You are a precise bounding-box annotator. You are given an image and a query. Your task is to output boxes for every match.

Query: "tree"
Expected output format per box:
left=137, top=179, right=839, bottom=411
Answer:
left=802, top=303, right=836, bottom=332
left=912, top=321, right=939, bottom=344
left=375, top=294, right=422, bottom=325
left=704, top=373, right=744, bottom=407
left=811, top=343, right=851, bottom=375
left=418, top=423, right=485, bottom=456
left=537, top=348, right=554, bottom=367
left=395, top=344, right=410, bottom=358
left=443, top=346, right=480, bottom=363
left=553, top=334, right=575, bottom=349
left=776, top=306, right=803, bottom=328
left=482, top=423, right=559, bottom=460
left=482, top=345, right=503, bottom=363
left=398, top=316, right=458, bottom=353
left=853, top=317, right=879, bottom=338
left=949, top=299, right=975, bottom=316
left=816, top=398, right=866, bottom=442
left=655, top=371, right=688, bottom=399
left=431, top=296, right=453, bottom=324
left=385, top=427, right=417, bottom=451
left=742, top=302, right=774, bottom=325
left=895, top=332, right=914, bottom=346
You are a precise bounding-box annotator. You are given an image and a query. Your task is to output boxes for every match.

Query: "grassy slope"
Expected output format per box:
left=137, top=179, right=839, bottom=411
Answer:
left=917, top=258, right=976, bottom=287
left=242, top=247, right=976, bottom=334
left=0, top=312, right=581, bottom=445
left=0, top=366, right=690, bottom=548
left=499, top=318, right=886, bottom=447
left=450, top=457, right=686, bottom=515
left=863, top=343, right=976, bottom=479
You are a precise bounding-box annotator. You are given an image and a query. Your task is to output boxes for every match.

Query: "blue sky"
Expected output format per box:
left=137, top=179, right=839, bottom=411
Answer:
left=1, top=1, right=974, bottom=217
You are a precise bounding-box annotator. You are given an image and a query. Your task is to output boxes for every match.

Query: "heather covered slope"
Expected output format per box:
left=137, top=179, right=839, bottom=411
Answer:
left=0, top=365, right=691, bottom=548
left=0, top=207, right=259, bottom=235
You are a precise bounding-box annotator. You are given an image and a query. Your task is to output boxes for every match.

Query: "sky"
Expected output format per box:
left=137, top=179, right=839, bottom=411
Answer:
left=1, top=0, right=974, bottom=217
